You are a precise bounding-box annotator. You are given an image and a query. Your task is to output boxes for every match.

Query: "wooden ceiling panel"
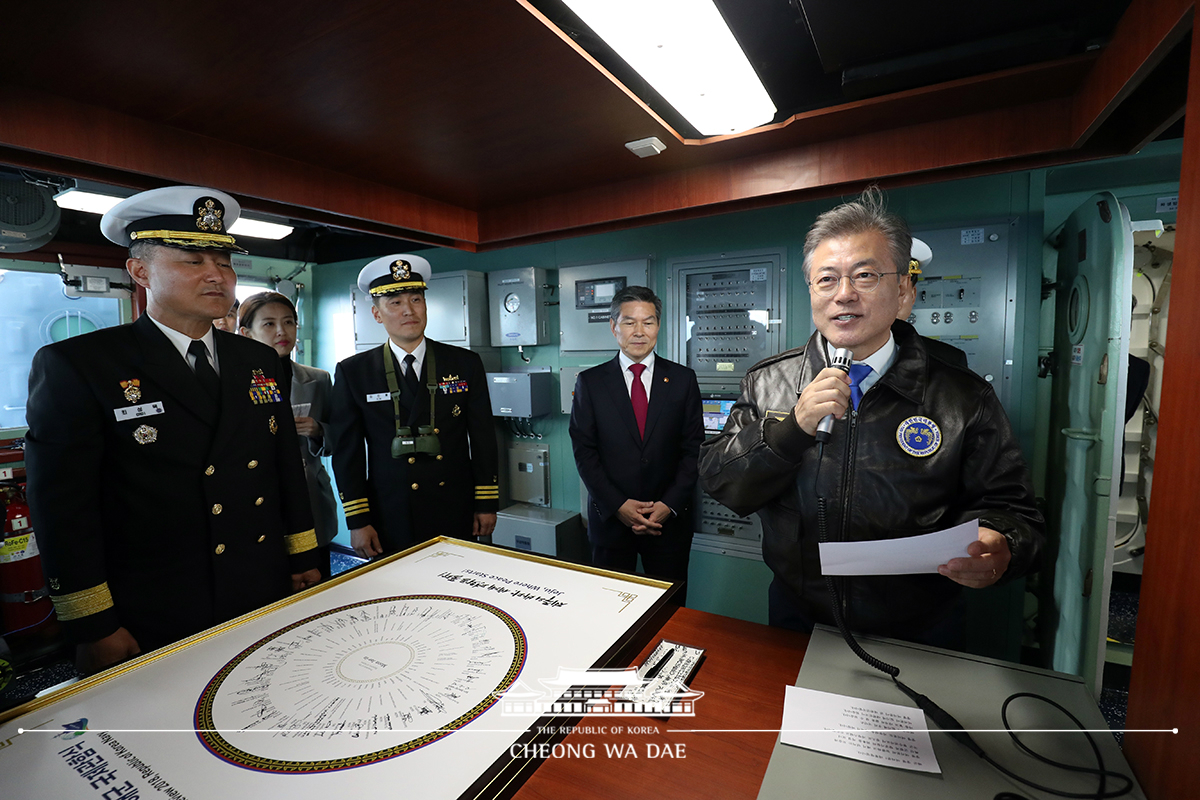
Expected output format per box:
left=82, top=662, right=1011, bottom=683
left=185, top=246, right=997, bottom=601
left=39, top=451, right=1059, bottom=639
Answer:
left=0, top=1, right=683, bottom=209
left=0, top=0, right=1188, bottom=247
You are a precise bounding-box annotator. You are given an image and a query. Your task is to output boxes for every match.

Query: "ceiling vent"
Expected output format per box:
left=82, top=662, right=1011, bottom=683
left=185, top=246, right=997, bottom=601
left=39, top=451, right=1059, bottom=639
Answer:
left=0, top=174, right=61, bottom=253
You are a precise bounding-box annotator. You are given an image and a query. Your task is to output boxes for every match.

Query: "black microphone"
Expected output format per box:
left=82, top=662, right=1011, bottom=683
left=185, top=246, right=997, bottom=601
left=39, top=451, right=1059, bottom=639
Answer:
left=814, top=347, right=853, bottom=443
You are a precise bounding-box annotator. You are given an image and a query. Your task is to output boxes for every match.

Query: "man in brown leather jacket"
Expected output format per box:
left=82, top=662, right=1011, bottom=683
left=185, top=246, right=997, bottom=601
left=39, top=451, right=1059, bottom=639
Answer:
left=699, top=189, right=1043, bottom=647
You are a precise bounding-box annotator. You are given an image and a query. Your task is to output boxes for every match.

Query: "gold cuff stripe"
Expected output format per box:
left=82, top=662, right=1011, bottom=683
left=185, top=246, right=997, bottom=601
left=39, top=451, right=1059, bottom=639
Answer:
left=475, top=485, right=499, bottom=490
left=476, top=493, right=500, bottom=499
left=131, top=230, right=239, bottom=246
left=342, top=500, right=370, bottom=513
left=285, top=529, right=318, bottom=555
left=369, top=280, right=427, bottom=295
left=51, top=583, right=114, bottom=621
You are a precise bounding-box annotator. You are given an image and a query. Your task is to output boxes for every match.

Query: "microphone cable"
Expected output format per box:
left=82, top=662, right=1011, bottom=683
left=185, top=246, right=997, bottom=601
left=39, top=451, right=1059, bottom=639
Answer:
left=811, top=444, right=1133, bottom=800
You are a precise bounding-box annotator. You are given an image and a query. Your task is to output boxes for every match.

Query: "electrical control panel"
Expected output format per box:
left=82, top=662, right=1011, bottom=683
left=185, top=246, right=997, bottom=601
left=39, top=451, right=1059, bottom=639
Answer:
left=351, top=286, right=386, bottom=353
left=559, top=365, right=592, bottom=414
left=691, top=490, right=764, bottom=561
left=426, top=270, right=491, bottom=348
left=488, top=371, right=555, bottom=417
left=507, top=443, right=550, bottom=507
left=489, top=267, right=554, bottom=347
left=668, top=250, right=786, bottom=393
left=559, top=259, right=649, bottom=353
left=909, top=220, right=1019, bottom=408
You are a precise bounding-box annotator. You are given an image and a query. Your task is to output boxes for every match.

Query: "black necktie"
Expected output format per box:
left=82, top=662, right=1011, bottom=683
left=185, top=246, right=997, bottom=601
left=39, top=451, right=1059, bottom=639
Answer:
left=189, top=340, right=220, bottom=401
left=403, top=353, right=421, bottom=396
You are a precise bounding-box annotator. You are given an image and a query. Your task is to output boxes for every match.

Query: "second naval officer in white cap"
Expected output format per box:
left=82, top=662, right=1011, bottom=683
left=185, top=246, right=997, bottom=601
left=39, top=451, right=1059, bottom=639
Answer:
left=328, top=254, right=500, bottom=557
left=25, top=185, right=321, bottom=674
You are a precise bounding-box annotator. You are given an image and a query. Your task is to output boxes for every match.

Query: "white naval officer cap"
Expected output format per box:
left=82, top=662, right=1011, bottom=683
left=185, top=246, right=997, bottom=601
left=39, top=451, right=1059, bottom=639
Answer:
left=100, top=185, right=248, bottom=254
left=909, top=237, right=933, bottom=278
left=357, top=254, right=432, bottom=297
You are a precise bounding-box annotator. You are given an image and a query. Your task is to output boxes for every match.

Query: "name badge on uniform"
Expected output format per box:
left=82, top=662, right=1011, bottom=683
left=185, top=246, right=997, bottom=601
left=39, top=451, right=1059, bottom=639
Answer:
left=367, top=392, right=391, bottom=403
left=113, top=401, right=166, bottom=421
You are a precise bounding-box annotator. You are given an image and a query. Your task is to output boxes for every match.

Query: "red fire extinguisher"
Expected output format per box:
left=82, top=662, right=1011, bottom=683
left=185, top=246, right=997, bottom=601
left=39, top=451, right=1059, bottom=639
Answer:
left=1, top=484, right=56, bottom=638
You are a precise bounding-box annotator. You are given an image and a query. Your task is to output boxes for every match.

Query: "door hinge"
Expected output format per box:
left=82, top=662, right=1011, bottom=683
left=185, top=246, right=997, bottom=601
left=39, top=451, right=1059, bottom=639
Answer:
left=1083, top=568, right=1094, bottom=598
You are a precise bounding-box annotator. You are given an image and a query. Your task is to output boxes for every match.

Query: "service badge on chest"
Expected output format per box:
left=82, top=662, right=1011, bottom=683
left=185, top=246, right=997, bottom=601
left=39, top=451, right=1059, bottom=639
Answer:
left=897, top=416, right=941, bottom=457
left=121, top=379, right=142, bottom=403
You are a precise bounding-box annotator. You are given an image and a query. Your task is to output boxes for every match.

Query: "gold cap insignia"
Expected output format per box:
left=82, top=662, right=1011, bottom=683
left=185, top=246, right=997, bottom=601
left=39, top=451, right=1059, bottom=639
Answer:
left=390, top=259, right=412, bottom=281
left=195, top=197, right=225, bottom=233
left=133, top=424, right=158, bottom=444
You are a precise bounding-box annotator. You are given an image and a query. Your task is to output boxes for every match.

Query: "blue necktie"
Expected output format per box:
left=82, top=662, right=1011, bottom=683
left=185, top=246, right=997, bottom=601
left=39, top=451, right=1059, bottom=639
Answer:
left=848, top=363, right=873, bottom=410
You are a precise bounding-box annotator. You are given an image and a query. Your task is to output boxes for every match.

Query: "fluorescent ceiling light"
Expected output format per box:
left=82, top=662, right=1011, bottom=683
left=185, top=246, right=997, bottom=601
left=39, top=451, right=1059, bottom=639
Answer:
left=54, top=186, right=293, bottom=240
left=562, top=0, right=777, bottom=136
left=228, top=218, right=294, bottom=240
left=53, top=188, right=123, bottom=215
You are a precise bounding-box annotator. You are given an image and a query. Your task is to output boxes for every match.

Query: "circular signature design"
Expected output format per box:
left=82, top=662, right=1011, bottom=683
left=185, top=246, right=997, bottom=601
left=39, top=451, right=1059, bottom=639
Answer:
left=195, top=595, right=526, bottom=773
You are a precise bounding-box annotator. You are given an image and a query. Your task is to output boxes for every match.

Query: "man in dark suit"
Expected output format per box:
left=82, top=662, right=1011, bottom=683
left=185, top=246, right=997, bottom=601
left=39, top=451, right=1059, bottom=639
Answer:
left=329, top=254, right=500, bottom=558
left=25, top=186, right=320, bottom=675
left=569, top=286, right=704, bottom=600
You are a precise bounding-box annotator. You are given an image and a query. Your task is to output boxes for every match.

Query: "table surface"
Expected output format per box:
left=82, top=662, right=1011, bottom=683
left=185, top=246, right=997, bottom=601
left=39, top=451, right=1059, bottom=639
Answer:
left=512, top=607, right=809, bottom=800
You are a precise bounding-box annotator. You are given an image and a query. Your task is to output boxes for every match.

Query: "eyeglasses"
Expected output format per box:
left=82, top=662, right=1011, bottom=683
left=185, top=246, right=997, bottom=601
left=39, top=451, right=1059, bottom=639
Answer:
left=807, top=270, right=899, bottom=297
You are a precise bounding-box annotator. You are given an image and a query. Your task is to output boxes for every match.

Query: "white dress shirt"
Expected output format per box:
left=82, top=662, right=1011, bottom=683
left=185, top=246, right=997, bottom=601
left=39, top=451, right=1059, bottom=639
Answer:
left=618, top=350, right=655, bottom=401
left=147, top=314, right=221, bottom=376
left=389, top=337, right=427, bottom=382
left=825, top=333, right=896, bottom=396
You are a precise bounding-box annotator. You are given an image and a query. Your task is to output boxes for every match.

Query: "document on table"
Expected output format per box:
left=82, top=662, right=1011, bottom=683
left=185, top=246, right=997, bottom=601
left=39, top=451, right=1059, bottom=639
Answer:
left=818, top=519, right=978, bottom=576
left=781, top=685, right=941, bottom=774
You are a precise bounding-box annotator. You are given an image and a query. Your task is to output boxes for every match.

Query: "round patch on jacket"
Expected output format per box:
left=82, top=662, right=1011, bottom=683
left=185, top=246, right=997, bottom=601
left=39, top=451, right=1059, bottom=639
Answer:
left=897, top=416, right=941, bottom=457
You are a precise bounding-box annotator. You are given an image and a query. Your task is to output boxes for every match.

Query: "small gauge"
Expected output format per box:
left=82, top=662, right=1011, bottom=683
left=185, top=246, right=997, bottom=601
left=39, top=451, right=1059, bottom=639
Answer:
left=944, top=311, right=954, bottom=323
left=931, top=312, right=940, bottom=324
left=504, top=292, right=521, bottom=313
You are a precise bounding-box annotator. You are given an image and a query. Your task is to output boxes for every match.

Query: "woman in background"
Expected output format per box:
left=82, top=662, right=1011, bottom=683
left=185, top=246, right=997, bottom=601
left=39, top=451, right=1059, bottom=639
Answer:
left=240, top=292, right=337, bottom=578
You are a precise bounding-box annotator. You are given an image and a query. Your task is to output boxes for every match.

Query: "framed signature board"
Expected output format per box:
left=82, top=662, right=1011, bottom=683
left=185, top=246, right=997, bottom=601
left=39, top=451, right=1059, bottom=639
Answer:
left=0, top=538, right=678, bottom=800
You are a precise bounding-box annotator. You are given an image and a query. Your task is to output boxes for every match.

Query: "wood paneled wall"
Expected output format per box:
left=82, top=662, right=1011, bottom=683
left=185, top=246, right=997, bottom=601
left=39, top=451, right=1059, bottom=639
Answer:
left=1123, top=20, right=1200, bottom=799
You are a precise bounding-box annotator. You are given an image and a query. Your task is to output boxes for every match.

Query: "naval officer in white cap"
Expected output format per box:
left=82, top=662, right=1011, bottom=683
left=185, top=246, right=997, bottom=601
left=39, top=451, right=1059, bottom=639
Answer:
left=328, top=254, right=499, bottom=557
left=25, top=185, right=321, bottom=674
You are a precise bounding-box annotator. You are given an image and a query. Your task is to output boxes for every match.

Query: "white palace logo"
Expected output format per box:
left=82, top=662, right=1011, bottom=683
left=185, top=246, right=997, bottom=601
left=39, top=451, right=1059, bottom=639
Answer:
left=494, top=667, right=704, bottom=718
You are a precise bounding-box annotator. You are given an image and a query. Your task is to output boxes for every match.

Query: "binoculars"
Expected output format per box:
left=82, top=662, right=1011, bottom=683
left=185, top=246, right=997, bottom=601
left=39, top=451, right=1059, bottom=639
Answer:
left=392, top=426, right=441, bottom=457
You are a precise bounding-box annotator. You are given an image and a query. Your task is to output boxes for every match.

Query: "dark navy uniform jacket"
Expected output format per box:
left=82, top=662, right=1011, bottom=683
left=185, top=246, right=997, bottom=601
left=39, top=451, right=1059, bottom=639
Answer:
left=25, top=315, right=318, bottom=651
left=329, top=339, right=499, bottom=553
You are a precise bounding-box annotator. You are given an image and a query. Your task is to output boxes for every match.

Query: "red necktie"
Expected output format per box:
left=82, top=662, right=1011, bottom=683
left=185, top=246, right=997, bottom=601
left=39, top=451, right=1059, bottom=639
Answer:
left=629, top=362, right=648, bottom=439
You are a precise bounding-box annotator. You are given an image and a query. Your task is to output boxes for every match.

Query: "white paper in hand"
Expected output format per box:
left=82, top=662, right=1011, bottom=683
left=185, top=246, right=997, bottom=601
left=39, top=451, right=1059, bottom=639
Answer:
left=818, top=519, right=978, bottom=576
